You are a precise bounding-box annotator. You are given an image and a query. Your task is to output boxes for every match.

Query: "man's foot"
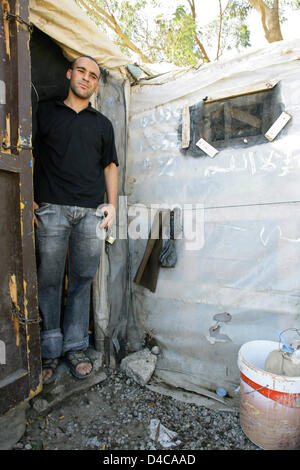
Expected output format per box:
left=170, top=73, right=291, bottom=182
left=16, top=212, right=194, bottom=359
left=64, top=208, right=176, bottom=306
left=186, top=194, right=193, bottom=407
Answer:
left=42, top=358, right=59, bottom=385
left=65, top=351, right=93, bottom=379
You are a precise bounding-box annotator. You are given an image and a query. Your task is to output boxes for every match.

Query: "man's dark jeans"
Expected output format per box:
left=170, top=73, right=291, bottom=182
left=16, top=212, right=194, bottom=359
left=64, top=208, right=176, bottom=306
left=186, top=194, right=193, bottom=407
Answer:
left=35, top=203, right=102, bottom=359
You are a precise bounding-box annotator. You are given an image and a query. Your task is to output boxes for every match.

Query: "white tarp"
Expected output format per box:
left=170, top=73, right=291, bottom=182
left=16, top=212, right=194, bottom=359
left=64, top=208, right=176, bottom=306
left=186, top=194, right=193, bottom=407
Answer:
left=126, top=39, right=300, bottom=398
left=29, top=0, right=129, bottom=69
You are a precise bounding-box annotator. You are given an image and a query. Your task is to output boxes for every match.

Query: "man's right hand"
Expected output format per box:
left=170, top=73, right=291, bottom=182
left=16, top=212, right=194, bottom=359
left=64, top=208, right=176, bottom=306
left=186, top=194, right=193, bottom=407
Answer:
left=33, top=201, right=39, bottom=228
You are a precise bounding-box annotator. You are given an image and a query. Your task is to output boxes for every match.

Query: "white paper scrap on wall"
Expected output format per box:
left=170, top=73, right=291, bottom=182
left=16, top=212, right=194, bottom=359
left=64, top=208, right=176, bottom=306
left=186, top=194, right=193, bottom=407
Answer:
left=196, top=138, right=219, bottom=158
left=0, top=81, right=5, bottom=105
left=182, top=104, right=190, bottom=149
left=265, top=112, right=292, bottom=142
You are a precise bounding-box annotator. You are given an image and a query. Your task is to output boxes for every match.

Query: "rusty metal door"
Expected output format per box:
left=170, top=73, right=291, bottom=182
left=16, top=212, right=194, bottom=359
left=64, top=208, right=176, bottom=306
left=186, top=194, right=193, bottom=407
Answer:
left=0, top=0, right=41, bottom=416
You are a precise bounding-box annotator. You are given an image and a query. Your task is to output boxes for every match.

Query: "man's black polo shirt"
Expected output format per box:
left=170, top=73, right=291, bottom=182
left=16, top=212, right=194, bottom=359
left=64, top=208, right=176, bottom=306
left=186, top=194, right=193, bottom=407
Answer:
left=33, top=99, right=119, bottom=209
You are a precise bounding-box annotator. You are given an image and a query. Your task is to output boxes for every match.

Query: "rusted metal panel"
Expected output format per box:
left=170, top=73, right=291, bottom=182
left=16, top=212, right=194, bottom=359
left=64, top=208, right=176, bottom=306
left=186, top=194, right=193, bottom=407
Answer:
left=0, top=0, right=41, bottom=416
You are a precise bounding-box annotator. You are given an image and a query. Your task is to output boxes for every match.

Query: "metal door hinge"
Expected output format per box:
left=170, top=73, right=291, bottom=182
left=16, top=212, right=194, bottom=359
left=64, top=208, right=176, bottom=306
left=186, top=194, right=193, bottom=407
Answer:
left=11, top=303, right=41, bottom=326
left=4, top=12, right=33, bottom=33
left=2, top=142, right=33, bottom=152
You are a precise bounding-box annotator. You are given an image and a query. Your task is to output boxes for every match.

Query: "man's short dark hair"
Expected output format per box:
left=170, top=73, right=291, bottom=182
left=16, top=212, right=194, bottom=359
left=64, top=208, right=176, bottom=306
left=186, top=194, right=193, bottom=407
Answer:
left=69, top=56, right=100, bottom=80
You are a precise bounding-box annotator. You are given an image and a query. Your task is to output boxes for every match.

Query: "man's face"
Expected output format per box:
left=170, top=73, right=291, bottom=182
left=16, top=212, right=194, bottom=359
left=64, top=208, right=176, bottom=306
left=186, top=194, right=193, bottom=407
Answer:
left=66, top=57, right=100, bottom=100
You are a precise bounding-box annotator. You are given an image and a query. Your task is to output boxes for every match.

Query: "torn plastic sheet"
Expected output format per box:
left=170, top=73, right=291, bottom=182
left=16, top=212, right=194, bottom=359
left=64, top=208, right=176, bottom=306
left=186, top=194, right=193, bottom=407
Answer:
left=92, top=74, right=130, bottom=361
left=93, top=238, right=109, bottom=349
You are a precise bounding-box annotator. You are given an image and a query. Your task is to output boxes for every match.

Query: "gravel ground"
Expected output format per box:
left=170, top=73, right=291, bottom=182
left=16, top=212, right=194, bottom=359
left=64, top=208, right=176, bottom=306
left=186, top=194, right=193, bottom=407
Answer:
left=15, top=366, right=259, bottom=451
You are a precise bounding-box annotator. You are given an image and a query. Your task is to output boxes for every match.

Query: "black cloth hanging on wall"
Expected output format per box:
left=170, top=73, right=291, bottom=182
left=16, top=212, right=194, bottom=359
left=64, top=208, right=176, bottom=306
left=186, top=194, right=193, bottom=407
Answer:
left=133, top=211, right=163, bottom=293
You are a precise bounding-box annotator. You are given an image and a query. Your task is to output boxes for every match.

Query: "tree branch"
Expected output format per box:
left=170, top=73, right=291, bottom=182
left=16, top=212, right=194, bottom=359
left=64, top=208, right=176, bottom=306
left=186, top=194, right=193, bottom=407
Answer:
left=216, top=0, right=223, bottom=60
left=187, top=0, right=195, bottom=18
left=247, top=0, right=283, bottom=42
left=77, top=0, right=117, bottom=33
left=187, top=0, right=210, bottom=62
left=77, top=0, right=152, bottom=62
left=258, top=0, right=269, bottom=37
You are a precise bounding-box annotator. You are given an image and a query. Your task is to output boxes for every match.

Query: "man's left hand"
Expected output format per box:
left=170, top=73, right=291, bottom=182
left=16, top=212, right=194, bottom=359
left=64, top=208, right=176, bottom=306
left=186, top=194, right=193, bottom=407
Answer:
left=99, top=204, right=116, bottom=229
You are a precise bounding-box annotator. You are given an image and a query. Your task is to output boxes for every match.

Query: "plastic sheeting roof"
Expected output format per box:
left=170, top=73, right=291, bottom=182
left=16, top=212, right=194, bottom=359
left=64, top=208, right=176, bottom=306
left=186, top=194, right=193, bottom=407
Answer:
left=29, top=0, right=129, bottom=69
left=130, top=39, right=300, bottom=115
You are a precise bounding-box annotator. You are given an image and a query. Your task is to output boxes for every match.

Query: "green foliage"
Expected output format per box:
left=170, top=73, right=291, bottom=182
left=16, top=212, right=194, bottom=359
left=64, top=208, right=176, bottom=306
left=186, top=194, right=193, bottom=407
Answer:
left=154, top=5, right=201, bottom=65
left=228, top=0, right=252, bottom=21
left=78, top=0, right=300, bottom=66
left=202, top=0, right=252, bottom=58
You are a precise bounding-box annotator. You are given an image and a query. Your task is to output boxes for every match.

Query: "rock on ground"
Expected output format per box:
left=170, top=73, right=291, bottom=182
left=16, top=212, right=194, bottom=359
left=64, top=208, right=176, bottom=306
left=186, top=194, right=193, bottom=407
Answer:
left=120, top=348, right=157, bottom=385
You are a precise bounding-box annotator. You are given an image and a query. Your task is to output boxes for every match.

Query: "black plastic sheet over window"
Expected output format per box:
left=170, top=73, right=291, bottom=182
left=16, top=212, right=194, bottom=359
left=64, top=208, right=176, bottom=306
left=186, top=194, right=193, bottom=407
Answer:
left=180, top=85, right=283, bottom=157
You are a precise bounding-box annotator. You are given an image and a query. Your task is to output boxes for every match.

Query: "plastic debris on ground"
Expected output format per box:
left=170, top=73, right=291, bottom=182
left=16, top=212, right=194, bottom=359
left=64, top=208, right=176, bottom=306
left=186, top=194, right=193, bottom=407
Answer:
left=149, top=418, right=181, bottom=448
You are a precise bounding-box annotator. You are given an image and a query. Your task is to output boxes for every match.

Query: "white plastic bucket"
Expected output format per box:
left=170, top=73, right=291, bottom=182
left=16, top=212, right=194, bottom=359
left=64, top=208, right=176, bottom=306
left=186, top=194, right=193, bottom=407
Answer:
left=238, top=340, right=300, bottom=450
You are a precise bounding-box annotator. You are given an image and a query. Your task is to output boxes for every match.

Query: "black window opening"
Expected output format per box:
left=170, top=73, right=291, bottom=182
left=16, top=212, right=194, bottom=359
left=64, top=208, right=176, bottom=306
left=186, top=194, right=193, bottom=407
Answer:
left=180, top=84, right=284, bottom=157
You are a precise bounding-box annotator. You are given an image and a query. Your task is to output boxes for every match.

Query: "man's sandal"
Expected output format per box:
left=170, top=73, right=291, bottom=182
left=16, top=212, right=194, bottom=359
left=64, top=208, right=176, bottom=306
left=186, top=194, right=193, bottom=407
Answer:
left=42, top=357, right=59, bottom=385
left=65, top=351, right=93, bottom=380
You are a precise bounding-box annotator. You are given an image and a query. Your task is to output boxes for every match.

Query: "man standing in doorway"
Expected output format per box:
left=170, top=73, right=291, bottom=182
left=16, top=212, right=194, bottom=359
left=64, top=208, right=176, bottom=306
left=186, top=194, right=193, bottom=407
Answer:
left=33, top=56, right=118, bottom=383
